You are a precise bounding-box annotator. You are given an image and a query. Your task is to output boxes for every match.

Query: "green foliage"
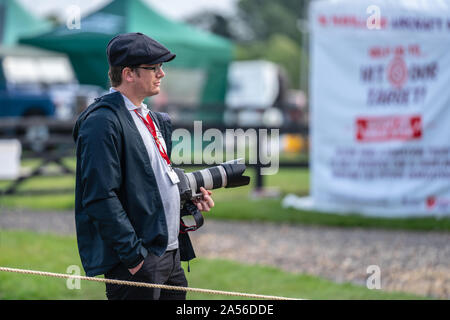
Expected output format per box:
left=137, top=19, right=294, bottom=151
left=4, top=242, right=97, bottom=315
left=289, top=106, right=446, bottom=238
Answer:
left=235, top=33, right=307, bottom=88
left=183, top=0, right=311, bottom=89
left=237, top=0, right=306, bottom=42
left=185, top=11, right=236, bottom=40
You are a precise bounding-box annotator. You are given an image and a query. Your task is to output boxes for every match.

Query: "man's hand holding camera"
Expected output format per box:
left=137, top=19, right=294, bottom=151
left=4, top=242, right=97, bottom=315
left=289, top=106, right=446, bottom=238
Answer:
left=193, top=187, right=214, bottom=212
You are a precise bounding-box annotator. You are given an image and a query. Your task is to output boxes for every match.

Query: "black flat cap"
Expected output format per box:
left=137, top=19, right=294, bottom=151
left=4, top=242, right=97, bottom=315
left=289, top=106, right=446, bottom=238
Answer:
left=106, top=32, right=176, bottom=67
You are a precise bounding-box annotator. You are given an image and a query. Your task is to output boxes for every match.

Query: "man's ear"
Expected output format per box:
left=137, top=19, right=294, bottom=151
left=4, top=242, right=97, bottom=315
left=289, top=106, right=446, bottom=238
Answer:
left=122, top=67, right=135, bottom=83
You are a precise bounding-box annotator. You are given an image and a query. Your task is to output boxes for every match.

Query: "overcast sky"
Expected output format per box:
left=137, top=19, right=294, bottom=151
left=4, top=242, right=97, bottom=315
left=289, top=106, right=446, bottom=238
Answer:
left=18, top=0, right=238, bottom=21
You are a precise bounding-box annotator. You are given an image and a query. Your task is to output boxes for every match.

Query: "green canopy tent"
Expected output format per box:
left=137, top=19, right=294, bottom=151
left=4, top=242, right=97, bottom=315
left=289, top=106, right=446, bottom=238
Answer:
left=19, top=0, right=233, bottom=106
left=0, top=0, right=51, bottom=46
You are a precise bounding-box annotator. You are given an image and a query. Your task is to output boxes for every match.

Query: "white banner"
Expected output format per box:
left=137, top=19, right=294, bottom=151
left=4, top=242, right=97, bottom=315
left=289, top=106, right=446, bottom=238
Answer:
left=308, top=0, right=450, bottom=217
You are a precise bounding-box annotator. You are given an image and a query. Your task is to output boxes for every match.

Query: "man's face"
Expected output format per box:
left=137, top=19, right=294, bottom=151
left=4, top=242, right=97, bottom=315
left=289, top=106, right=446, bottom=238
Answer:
left=128, top=63, right=165, bottom=97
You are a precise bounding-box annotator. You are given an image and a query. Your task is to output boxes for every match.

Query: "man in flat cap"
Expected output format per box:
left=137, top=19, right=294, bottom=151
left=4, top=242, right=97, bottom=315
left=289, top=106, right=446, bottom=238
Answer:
left=73, top=32, right=214, bottom=300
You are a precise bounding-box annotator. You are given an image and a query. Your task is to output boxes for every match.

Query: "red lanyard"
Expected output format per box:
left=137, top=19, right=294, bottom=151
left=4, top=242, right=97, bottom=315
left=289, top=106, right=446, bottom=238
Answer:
left=134, top=109, right=171, bottom=165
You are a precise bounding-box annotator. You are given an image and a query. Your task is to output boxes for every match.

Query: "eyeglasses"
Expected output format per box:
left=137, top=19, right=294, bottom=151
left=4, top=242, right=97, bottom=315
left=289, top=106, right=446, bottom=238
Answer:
left=135, top=64, right=163, bottom=73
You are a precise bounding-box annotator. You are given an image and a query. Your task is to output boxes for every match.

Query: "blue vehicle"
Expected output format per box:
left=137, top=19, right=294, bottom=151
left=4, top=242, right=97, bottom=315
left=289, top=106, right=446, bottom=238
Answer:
left=0, top=46, right=76, bottom=118
left=0, top=82, right=55, bottom=117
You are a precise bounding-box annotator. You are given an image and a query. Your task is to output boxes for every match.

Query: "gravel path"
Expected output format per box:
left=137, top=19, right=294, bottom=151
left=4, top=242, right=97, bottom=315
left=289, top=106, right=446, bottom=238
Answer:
left=0, top=209, right=449, bottom=299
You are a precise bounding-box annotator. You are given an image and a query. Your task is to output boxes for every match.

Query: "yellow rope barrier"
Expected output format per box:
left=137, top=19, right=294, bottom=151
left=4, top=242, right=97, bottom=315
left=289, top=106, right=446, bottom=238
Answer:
left=0, top=266, right=302, bottom=300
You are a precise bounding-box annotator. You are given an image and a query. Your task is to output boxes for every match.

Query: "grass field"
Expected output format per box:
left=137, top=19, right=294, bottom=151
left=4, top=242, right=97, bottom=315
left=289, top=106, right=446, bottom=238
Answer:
left=0, top=230, right=425, bottom=300
left=0, top=159, right=443, bottom=300
left=1, top=158, right=449, bottom=231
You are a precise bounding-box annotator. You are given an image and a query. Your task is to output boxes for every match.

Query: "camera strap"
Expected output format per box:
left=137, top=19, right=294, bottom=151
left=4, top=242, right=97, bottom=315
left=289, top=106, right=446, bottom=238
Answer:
left=180, top=201, right=204, bottom=233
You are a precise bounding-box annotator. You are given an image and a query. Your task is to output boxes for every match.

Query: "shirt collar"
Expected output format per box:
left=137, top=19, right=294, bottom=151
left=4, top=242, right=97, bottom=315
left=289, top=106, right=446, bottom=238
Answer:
left=109, top=87, right=149, bottom=114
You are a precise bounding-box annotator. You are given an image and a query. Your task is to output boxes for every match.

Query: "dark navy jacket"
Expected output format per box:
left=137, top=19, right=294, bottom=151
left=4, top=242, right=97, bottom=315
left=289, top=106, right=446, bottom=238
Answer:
left=72, top=91, right=194, bottom=277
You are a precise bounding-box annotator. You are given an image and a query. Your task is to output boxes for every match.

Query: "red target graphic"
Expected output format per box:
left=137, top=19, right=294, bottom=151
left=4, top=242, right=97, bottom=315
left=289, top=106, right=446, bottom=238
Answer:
left=318, top=15, right=327, bottom=26
left=387, top=56, right=408, bottom=88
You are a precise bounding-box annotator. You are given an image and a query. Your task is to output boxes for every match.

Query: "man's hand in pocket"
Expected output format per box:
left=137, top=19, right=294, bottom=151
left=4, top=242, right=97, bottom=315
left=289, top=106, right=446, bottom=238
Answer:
left=128, top=260, right=144, bottom=275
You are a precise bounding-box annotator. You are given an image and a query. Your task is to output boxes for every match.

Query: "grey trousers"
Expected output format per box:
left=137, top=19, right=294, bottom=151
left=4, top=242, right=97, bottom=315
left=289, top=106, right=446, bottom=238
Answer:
left=104, top=249, right=188, bottom=300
